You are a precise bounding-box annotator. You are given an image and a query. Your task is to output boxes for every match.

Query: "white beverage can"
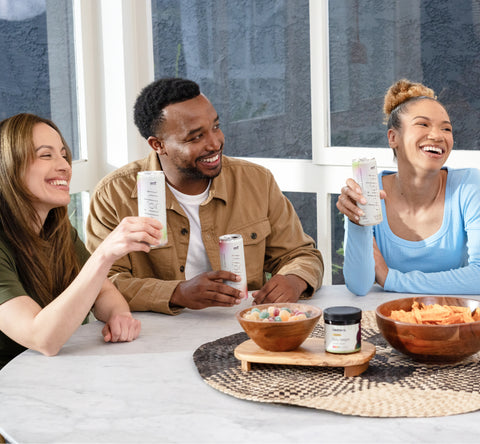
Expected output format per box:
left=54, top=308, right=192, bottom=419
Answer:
left=219, top=234, right=248, bottom=298
left=352, top=158, right=383, bottom=226
left=137, top=171, right=168, bottom=247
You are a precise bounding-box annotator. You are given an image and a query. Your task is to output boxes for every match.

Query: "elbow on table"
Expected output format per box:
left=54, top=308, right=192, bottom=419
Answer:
left=37, top=343, right=62, bottom=357
left=33, top=337, right=63, bottom=357
left=343, top=260, right=375, bottom=297
left=345, top=279, right=372, bottom=297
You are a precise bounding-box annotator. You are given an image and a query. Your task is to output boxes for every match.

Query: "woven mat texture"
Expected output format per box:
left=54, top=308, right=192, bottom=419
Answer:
left=193, top=311, right=480, bottom=417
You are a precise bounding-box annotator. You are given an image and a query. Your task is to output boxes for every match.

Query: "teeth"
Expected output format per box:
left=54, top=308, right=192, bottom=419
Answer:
left=50, top=180, right=68, bottom=186
left=421, top=146, right=443, bottom=154
left=202, top=154, right=219, bottom=163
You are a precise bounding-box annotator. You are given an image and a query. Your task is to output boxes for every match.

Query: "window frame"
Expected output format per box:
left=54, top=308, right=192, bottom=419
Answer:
left=311, top=0, right=480, bottom=170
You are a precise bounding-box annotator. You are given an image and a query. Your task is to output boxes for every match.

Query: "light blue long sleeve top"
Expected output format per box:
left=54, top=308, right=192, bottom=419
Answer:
left=343, top=167, right=480, bottom=296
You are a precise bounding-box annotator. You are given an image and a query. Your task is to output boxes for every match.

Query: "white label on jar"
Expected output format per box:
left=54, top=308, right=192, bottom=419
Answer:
left=325, top=323, right=361, bottom=353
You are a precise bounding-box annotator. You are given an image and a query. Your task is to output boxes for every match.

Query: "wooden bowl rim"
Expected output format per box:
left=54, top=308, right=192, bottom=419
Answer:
left=236, top=302, right=322, bottom=324
left=375, top=296, right=480, bottom=327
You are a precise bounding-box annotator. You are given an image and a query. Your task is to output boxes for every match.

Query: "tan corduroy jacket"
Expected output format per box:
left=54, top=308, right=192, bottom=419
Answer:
left=86, top=152, right=324, bottom=315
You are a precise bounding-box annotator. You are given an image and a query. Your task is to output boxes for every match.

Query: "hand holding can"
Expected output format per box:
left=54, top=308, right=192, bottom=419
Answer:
left=137, top=171, right=168, bottom=247
left=352, top=158, right=383, bottom=226
left=219, top=234, right=248, bottom=299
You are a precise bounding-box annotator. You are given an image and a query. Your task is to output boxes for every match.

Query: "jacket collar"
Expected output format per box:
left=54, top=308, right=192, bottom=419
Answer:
left=203, top=156, right=229, bottom=206
left=129, top=151, right=163, bottom=199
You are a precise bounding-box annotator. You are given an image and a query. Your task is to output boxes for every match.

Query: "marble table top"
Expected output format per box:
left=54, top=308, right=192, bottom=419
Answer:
left=1, top=285, right=479, bottom=443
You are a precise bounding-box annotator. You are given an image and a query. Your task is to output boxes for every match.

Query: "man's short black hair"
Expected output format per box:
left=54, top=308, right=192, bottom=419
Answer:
left=133, top=77, right=201, bottom=139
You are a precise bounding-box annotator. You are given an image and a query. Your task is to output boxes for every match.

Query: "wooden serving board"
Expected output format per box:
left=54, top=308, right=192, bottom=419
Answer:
left=234, top=338, right=376, bottom=377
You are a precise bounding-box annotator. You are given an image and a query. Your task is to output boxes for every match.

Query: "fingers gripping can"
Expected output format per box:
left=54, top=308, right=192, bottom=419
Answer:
left=137, top=171, right=168, bottom=247
left=352, top=158, right=383, bottom=226
left=219, top=234, right=248, bottom=298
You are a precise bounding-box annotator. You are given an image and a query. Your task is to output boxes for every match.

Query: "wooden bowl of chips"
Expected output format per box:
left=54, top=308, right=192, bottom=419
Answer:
left=236, top=303, right=322, bottom=352
left=376, top=296, right=480, bottom=363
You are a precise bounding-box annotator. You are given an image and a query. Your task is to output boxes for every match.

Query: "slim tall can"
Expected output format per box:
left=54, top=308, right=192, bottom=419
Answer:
left=219, top=234, right=248, bottom=298
left=352, top=158, right=383, bottom=226
left=137, top=171, right=168, bottom=247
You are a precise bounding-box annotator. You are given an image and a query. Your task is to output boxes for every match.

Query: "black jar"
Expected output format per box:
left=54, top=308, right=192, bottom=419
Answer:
left=324, top=306, right=362, bottom=354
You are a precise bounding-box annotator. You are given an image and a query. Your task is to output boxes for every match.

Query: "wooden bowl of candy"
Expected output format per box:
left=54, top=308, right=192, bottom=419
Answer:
left=376, top=296, right=480, bottom=363
left=236, top=303, right=322, bottom=352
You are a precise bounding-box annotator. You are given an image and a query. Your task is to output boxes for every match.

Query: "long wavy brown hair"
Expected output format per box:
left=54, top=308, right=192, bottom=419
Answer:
left=0, top=113, right=80, bottom=306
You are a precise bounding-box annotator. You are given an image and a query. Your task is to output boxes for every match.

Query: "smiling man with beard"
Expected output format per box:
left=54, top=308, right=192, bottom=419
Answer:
left=86, top=78, right=323, bottom=315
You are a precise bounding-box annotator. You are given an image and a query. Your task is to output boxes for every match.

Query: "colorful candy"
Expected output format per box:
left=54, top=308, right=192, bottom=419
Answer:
left=242, top=306, right=313, bottom=322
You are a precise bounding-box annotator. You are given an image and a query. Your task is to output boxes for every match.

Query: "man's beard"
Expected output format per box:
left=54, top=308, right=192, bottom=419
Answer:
left=176, top=158, right=222, bottom=181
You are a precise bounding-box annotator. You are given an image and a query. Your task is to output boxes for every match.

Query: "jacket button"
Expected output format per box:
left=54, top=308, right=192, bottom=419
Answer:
left=251, top=232, right=257, bottom=239
left=181, top=228, right=188, bottom=235
left=180, top=265, right=185, bottom=273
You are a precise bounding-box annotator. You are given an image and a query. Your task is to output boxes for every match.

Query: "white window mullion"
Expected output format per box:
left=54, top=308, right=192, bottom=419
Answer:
left=99, top=0, right=154, bottom=171
left=70, top=0, right=100, bottom=194
left=310, top=0, right=330, bottom=165
left=71, top=0, right=155, bottom=195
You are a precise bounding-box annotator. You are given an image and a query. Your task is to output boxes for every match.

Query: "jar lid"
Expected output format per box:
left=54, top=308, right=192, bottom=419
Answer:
left=323, top=306, right=362, bottom=322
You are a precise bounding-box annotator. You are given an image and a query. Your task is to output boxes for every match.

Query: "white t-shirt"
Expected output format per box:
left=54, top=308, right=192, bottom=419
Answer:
left=167, top=182, right=212, bottom=279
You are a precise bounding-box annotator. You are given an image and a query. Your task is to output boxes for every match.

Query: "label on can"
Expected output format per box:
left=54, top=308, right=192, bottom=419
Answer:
left=219, top=234, right=248, bottom=298
left=137, top=171, right=168, bottom=247
left=352, top=158, right=383, bottom=226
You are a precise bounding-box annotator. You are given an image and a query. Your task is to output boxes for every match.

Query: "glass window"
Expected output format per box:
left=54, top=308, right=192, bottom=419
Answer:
left=151, top=0, right=311, bottom=159
left=329, top=0, right=480, bottom=150
left=283, top=191, right=317, bottom=243
left=68, top=191, right=89, bottom=242
left=0, top=0, right=79, bottom=159
left=1, top=0, right=85, bottom=237
left=330, top=193, right=345, bottom=285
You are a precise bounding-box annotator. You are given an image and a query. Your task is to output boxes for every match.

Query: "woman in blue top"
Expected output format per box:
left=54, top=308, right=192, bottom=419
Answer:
left=337, top=79, right=480, bottom=296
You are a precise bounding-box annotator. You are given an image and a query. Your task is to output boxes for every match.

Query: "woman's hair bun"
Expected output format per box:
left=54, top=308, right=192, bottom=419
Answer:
left=383, top=79, right=436, bottom=119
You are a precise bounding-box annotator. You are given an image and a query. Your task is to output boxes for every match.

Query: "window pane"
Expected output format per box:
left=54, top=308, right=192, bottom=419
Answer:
left=283, top=191, right=317, bottom=243
left=329, top=0, right=480, bottom=150
left=151, top=0, right=311, bottom=159
left=0, top=0, right=79, bottom=159
left=331, top=193, right=345, bottom=285
left=68, top=191, right=89, bottom=243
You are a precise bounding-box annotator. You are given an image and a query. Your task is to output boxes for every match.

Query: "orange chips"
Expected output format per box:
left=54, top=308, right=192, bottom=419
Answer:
left=389, top=301, right=480, bottom=325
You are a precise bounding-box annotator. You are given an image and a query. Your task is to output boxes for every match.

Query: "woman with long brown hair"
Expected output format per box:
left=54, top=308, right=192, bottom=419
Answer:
left=0, top=113, right=163, bottom=369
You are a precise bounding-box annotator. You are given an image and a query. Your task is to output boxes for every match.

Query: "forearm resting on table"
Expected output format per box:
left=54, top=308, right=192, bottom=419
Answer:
left=110, top=271, right=182, bottom=314
left=343, top=220, right=376, bottom=296
left=92, top=279, right=131, bottom=321
left=276, top=260, right=322, bottom=297
left=284, top=274, right=308, bottom=297
left=0, top=249, right=117, bottom=356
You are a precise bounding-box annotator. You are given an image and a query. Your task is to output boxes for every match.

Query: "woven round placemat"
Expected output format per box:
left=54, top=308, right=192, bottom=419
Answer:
left=193, top=311, right=480, bottom=417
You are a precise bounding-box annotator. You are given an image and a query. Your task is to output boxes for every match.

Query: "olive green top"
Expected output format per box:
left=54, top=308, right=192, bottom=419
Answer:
left=0, top=227, right=90, bottom=369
